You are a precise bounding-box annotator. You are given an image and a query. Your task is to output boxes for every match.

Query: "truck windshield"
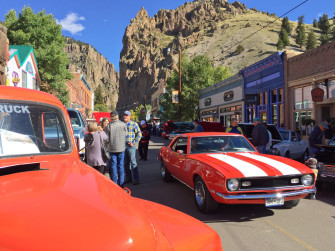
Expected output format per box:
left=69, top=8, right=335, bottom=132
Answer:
left=0, top=102, right=71, bottom=158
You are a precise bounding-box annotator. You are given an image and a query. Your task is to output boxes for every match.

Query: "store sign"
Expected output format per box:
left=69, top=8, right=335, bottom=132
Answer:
left=311, top=87, right=324, bottom=102
left=224, top=91, right=234, bottom=102
left=204, top=97, right=212, bottom=107
left=245, top=94, right=259, bottom=105
left=12, top=71, right=20, bottom=86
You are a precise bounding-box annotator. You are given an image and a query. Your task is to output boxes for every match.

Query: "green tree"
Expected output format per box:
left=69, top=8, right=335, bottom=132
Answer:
left=279, top=28, right=290, bottom=47
left=306, top=31, right=317, bottom=51
left=276, top=38, right=285, bottom=50
left=4, top=7, right=72, bottom=104
left=295, top=16, right=306, bottom=48
left=94, top=104, right=109, bottom=112
left=313, top=18, right=318, bottom=28
left=234, top=44, right=244, bottom=55
left=331, top=26, right=335, bottom=41
left=94, top=85, right=104, bottom=105
left=160, top=54, right=231, bottom=121
left=320, top=33, right=330, bottom=45
left=282, top=17, right=292, bottom=35
left=318, top=14, right=331, bottom=35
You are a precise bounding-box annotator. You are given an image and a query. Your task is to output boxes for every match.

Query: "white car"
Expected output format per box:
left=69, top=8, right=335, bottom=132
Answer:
left=271, top=130, right=309, bottom=160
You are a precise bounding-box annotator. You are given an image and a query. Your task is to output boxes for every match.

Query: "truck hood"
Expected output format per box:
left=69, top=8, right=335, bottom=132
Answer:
left=0, top=160, right=171, bottom=250
left=190, top=152, right=313, bottom=178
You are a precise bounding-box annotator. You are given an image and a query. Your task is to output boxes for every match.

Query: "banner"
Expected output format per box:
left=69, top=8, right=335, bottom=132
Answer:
left=172, top=90, right=179, bottom=103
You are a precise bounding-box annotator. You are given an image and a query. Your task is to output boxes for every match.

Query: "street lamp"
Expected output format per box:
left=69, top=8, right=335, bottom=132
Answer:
left=167, top=47, right=182, bottom=121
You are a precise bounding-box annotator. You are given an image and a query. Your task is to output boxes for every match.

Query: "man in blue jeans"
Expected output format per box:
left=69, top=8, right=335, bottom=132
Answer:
left=123, top=111, right=142, bottom=185
left=104, top=111, right=127, bottom=187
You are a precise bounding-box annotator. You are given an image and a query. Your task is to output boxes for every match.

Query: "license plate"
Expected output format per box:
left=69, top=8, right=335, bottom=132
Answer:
left=265, top=198, right=284, bottom=207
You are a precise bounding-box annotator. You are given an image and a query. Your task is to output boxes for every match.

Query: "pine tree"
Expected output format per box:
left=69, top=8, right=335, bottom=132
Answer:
left=331, top=26, right=335, bottom=41
left=276, top=38, right=285, bottom=50
left=306, top=31, right=317, bottom=51
left=282, top=17, right=292, bottom=35
left=279, top=28, right=290, bottom=46
left=94, top=85, right=104, bottom=105
left=320, top=34, right=330, bottom=45
left=313, top=18, right=318, bottom=28
left=295, top=16, right=306, bottom=48
left=318, top=14, right=331, bottom=35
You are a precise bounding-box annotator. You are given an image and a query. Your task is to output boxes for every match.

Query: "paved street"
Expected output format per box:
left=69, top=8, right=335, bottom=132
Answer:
left=111, top=136, right=335, bottom=251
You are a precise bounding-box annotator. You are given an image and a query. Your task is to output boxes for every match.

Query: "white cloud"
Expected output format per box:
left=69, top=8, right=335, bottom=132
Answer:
left=57, top=13, right=85, bottom=35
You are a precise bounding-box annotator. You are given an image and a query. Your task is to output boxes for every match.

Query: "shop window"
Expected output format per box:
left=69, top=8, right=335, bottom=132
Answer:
left=236, top=105, right=242, bottom=111
left=317, top=83, right=328, bottom=99
left=303, top=86, right=313, bottom=109
left=294, top=88, right=303, bottom=110
left=33, top=78, right=37, bottom=90
left=272, top=104, right=277, bottom=125
left=329, top=80, right=335, bottom=98
left=271, top=89, right=277, bottom=103
left=204, top=98, right=211, bottom=107
left=278, top=88, right=283, bottom=102
left=22, top=71, right=27, bottom=88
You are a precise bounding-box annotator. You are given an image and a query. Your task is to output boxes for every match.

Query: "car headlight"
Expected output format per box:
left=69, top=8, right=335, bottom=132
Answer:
left=227, top=179, right=239, bottom=191
left=301, top=174, right=313, bottom=186
left=271, top=148, right=279, bottom=155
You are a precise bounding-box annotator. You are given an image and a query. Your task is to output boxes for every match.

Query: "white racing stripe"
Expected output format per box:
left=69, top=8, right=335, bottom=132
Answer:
left=208, top=154, right=268, bottom=177
left=237, top=153, right=301, bottom=175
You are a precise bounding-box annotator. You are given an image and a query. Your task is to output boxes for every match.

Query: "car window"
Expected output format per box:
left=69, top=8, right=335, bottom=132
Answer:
left=190, top=136, right=256, bottom=154
left=68, top=110, right=82, bottom=127
left=291, top=132, right=297, bottom=141
left=280, top=131, right=289, bottom=140
left=171, top=137, right=188, bottom=153
left=0, top=102, right=70, bottom=158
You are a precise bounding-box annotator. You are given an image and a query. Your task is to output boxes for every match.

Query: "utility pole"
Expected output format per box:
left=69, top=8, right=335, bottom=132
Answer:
left=178, top=48, right=182, bottom=121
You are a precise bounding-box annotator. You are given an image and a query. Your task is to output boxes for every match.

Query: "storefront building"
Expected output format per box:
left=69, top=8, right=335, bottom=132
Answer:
left=284, top=40, right=335, bottom=134
left=7, top=45, right=41, bottom=89
left=0, top=26, right=9, bottom=86
left=66, top=72, right=93, bottom=117
left=199, top=74, right=244, bottom=125
left=241, top=52, right=284, bottom=128
left=151, top=78, right=165, bottom=121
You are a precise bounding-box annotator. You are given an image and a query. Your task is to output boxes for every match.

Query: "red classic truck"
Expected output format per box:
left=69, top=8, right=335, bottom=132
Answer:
left=0, top=86, right=222, bottom=250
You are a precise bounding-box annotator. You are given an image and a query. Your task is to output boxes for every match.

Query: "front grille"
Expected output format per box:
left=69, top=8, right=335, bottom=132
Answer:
left=238, top=175, right=306, bottom=191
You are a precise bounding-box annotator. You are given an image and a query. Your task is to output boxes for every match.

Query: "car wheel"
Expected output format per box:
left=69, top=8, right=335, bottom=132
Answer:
left=161, top=161, right=172, bottom=182
left=282, top=199, right=300, bottom=209
left=284, top=151, right=290, bottom=158
left=194, top=177, right=218, bottom=213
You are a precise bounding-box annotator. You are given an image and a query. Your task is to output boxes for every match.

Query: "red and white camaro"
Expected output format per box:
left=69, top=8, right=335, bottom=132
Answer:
left=159, top=132, right=316, bottom=213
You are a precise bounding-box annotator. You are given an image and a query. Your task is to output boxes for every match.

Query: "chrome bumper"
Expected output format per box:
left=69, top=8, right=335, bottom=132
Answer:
left=216, top=188, right=316, bottom=200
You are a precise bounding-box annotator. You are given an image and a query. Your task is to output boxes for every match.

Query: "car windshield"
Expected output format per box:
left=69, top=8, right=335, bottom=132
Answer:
left=172, top=122, right=195, bottom=132
left=280, top=131, right=290, bottom=140
left=68, top=110, right=82, bottom=127
left=190, top=135, right=256, bottom=154
left=0, top=102, right=71, bottom=158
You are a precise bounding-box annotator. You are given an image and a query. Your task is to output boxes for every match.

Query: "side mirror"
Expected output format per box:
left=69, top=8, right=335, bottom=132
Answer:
left=177, top=150, right=184, bottom=154
left=123, top=187, right=131, bottom=195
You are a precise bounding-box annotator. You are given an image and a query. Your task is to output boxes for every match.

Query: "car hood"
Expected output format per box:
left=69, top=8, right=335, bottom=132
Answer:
left=0, top=159, right=171, bottom=250
left=190, top=152, right=313, bottom=178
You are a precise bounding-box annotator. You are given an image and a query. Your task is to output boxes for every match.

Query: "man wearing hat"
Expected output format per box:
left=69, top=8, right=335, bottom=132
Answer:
left=104, top=111, right=127, bottom=187
left=252, top=117, right=269, bottom=154
left=123, top=111, right=142, bottom=185
left=139, top=120, right=150, bottom=161
left=308, top=121, right=328, bottom=155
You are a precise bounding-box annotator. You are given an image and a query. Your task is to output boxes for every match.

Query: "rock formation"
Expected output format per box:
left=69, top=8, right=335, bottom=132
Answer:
left=65, top=38, right=119, bottom=110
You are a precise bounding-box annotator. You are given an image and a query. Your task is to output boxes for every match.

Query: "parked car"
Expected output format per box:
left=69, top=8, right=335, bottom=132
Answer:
left=313, top=136, right=335, bottom=187
left=67, top=109, right=87, bottom=158
left=168, top=122, right=195, bottom=139
left=0, top=86, right=222, bottom=250
left=159, top=132, right=316, bottom=213
left=271, top=129, right=309, bottom=160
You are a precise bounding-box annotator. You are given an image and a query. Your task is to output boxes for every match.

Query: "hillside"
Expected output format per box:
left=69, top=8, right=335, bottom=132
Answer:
left=118, top=0, right=320, bottom=109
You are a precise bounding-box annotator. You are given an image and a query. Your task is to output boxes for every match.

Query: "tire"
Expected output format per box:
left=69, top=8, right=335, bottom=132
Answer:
left=194, top=176, right=218, bottom=213
left=161, top=161, right=172, bottom=182
left=282, top=199, right=300, bottom=209
left=316, top=180, right=323, bottom=190
left=284, top=151, right=290, bottom=158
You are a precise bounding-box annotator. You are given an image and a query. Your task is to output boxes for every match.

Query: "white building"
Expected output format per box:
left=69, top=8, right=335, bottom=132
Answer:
left=7, top=45, right=41, bottom=90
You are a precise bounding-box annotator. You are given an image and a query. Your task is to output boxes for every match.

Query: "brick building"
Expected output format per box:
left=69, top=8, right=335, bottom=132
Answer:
left=284, top=40, right=335, bottom=133
left=66, top=73, right=93, bottom=117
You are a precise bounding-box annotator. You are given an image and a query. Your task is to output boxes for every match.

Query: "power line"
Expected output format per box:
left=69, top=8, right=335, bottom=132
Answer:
left=214, top=0, right=309, bottom=58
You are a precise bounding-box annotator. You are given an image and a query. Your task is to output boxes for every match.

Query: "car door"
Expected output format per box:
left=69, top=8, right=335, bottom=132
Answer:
left=289, top=131, right=302, bottom=159
left=167, top=137, right=188, bottom=180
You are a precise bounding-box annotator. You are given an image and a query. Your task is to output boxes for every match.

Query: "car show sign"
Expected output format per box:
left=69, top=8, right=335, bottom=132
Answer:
left=311, top=87, right=324, bottom=102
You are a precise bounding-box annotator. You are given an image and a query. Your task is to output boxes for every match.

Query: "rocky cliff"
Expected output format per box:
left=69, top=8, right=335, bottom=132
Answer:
left=65, top=38, right=119, bottom=110
left=118, top=0, right=313, bottom=109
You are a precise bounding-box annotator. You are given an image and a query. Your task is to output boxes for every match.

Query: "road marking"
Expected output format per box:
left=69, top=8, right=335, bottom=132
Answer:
left=264, top=219, right=317, bottom=251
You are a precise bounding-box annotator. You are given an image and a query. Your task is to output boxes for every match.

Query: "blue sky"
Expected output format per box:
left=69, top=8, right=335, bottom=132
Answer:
left=1, top=0, right=333, bottom=71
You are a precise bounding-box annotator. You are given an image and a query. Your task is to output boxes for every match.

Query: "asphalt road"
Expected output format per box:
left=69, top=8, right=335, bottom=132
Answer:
left=112, top=136, right=335, bottom=251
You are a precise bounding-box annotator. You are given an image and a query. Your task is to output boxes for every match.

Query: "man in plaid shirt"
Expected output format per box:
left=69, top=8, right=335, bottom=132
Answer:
left=123, top=111, right=142, bottom=185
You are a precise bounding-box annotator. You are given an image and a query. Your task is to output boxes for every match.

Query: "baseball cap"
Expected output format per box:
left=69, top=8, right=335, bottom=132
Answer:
left=124, top=111, right=131, bottom=116
left=140, top=120, right=146, bottom=125
left=110, top=111, right=118, bottom=117
left=253, top=117, right=261, bottom=122
left=320, top=121, right=329, bottom=129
